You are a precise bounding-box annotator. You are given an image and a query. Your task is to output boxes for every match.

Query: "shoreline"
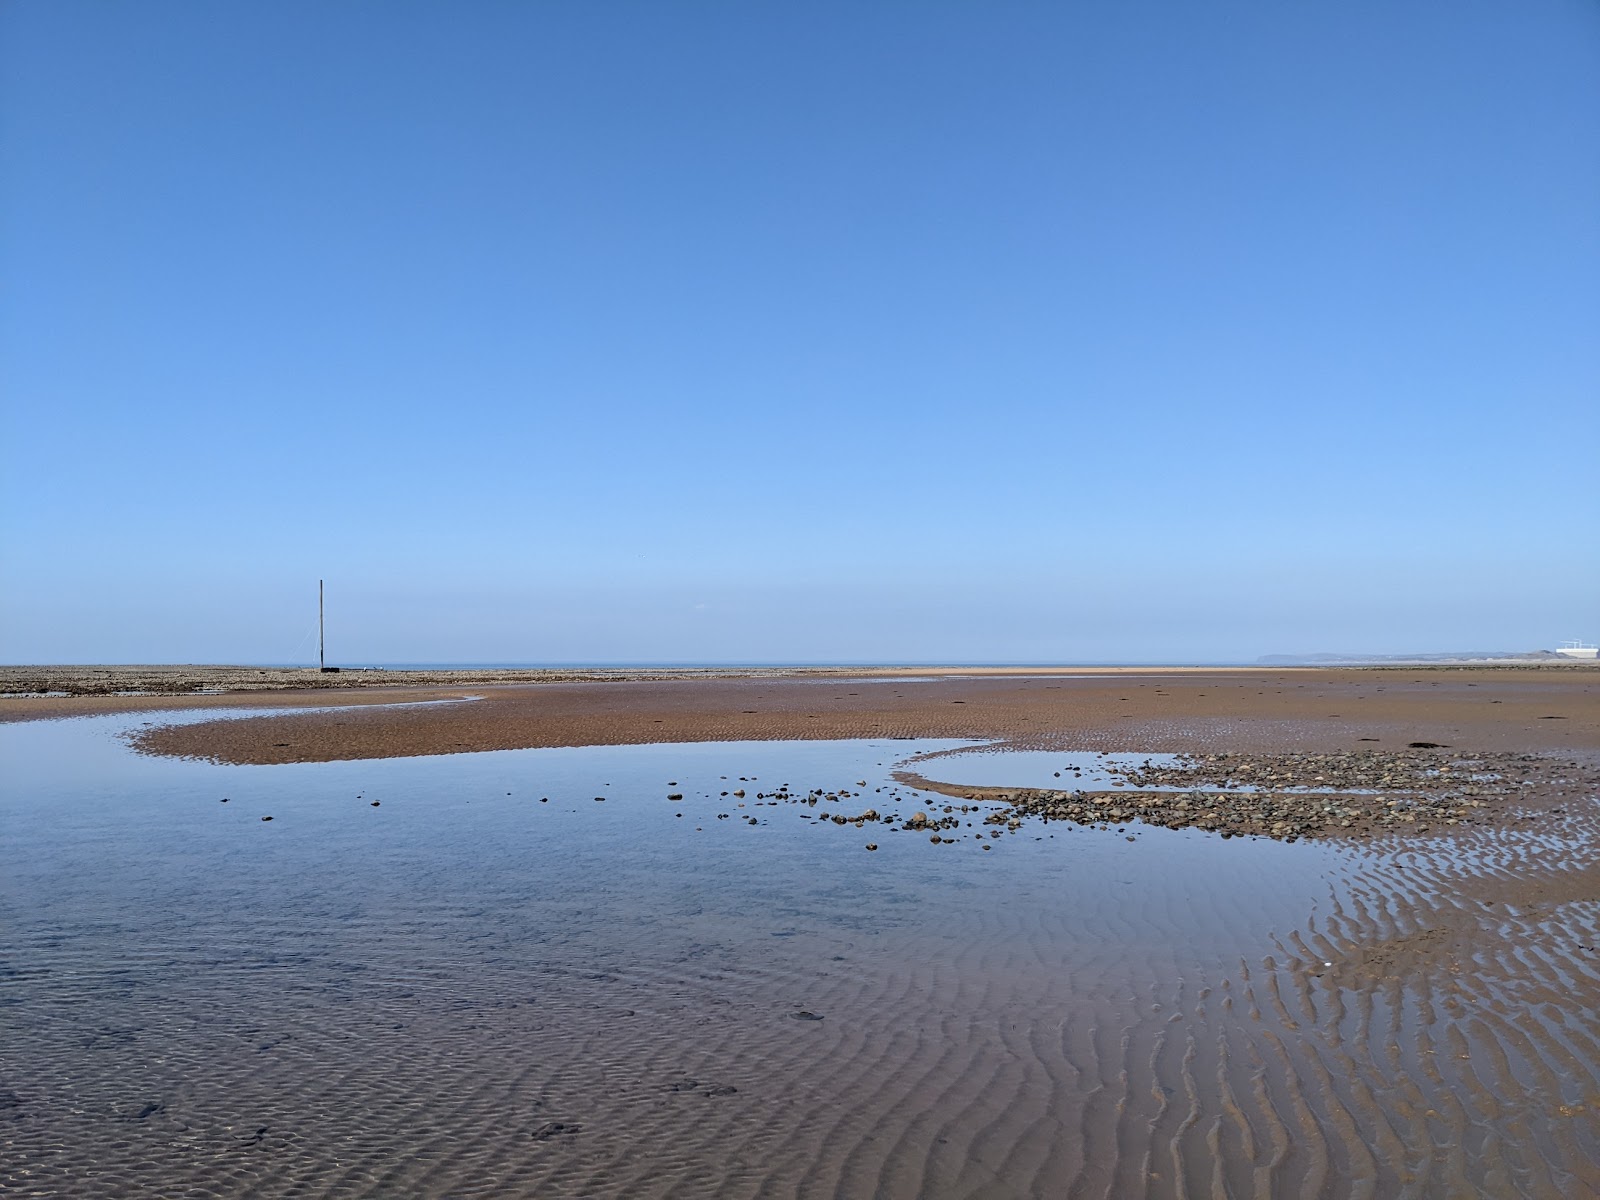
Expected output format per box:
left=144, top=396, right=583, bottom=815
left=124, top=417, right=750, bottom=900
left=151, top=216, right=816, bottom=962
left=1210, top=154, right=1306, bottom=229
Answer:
left=3, top=658, right=1593, bottom=706
left=8, top=664, right=1597, bottom=848
left=90, top=665, right=1594, bottom=761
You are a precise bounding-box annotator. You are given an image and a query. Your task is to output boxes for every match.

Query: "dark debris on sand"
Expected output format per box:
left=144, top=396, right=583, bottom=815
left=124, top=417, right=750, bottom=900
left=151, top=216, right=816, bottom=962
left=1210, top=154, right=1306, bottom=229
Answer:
left=961, top=750, right=1600, bottom=842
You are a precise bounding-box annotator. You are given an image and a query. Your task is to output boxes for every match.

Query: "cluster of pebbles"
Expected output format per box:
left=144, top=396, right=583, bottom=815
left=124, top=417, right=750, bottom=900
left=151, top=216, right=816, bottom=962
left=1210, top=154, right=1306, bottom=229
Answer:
left=939, top=749, right=1599, bottom=842
left=683, top=779, right=998, bottom=848
left=666, top=750, right=1597, bottom=848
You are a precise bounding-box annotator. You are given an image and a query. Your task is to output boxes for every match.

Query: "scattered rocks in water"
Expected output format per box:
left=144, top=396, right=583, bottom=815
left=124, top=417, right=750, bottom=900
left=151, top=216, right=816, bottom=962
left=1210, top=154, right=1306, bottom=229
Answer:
left=932, top=749, right=1600, bottom=844
left=484, top=749, right=1591, bottom=856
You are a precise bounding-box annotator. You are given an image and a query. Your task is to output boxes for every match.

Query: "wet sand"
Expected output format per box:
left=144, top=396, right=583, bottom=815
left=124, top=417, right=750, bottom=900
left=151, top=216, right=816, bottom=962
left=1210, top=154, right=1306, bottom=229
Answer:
left=89, top=665, right=1600, bottom=766
left=4, top=668, right=1598, bottom=1196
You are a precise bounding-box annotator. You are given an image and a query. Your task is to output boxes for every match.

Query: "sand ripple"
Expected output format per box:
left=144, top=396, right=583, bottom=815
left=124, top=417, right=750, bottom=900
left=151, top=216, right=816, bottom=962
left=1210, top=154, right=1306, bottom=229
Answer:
left=2, top=731, right=1597, bottom=1197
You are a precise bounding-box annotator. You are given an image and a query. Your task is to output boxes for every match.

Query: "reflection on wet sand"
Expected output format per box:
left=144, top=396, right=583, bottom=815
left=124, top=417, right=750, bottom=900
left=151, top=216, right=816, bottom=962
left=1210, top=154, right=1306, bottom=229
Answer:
left=1, top=717, right=1596, bottom=1197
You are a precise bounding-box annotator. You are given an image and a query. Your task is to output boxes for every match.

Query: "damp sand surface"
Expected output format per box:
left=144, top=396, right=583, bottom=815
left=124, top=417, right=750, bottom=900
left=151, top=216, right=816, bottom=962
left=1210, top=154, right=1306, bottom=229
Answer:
left=55, top=665, right=1599, bottom=765
left=4, top=714, right=1599, bottom=1197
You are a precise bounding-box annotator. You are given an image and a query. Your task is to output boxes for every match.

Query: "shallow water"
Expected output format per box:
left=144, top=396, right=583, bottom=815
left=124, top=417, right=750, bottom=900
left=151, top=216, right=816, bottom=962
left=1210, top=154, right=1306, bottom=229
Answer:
left=3, top=714, right=1597, bottom=1198
left=900, top=748, right=1180, bottom=791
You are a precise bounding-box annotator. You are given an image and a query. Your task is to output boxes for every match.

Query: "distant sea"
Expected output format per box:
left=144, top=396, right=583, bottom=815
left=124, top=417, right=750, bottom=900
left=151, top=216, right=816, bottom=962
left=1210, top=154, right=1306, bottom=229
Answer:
left=288, top=660, right=1258, bottom=671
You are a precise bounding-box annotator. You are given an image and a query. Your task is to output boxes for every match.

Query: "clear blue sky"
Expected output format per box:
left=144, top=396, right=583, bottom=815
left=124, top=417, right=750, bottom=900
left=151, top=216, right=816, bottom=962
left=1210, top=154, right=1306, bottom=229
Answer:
left=3, top=1, right=1596, bottom=664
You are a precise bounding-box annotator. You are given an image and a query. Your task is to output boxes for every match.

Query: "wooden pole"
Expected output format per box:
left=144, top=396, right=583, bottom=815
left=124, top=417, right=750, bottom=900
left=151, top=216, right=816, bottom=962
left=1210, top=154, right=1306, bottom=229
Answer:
left=319, top=579, right=325, bottom=670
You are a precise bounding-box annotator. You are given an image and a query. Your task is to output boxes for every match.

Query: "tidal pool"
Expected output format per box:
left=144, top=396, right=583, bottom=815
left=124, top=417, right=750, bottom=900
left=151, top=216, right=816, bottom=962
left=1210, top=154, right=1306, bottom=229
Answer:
left=2, top=712, right=1593, bottom=1198
left=897, top=747, right=1180, bottom=791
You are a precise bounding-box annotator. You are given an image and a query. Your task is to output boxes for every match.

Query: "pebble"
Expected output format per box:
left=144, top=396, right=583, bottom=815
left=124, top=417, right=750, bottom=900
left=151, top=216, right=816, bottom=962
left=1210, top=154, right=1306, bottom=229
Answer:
left=954, top=749, right=1596, bottom=844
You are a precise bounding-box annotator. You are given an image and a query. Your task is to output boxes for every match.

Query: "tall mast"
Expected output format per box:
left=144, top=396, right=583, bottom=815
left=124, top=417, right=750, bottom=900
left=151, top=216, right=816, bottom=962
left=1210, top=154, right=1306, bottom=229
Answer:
left=319, top=579, right=325, bottom=670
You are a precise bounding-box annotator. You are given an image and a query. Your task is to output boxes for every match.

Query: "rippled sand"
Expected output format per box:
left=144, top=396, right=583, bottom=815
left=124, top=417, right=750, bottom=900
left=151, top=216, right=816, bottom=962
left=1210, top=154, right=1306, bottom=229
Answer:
left=3, top=716, right=1597, bottom=1197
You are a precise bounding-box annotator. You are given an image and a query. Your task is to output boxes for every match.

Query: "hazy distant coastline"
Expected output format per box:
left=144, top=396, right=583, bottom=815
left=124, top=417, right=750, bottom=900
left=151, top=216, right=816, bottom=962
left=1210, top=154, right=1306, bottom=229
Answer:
left=1256, top=650, right=1590, bottom=666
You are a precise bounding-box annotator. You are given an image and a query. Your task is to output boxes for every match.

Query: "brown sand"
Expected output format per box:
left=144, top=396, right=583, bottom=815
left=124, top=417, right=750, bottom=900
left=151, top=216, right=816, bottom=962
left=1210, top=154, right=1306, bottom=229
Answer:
left=89, top=665, right=1599, bottom=765
left=4, top=666, right=1599, bottom=1196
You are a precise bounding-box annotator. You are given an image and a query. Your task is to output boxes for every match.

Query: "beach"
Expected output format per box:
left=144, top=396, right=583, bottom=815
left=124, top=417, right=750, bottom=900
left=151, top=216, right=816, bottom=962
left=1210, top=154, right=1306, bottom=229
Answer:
left=5, top=663, right=1594, bottom=763
left=2, top=664, right=1597, bottom=1196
